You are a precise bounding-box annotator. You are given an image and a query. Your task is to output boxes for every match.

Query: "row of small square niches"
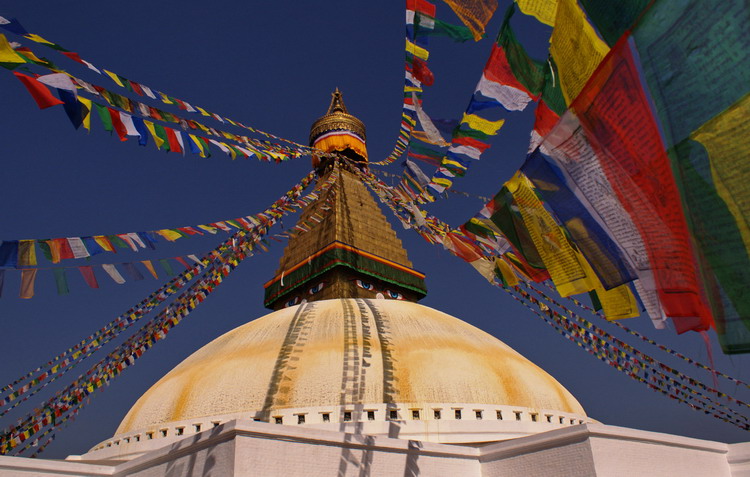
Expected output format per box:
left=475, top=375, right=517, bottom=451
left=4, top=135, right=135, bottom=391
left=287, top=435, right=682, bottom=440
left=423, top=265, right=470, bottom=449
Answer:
left=97, top=409, right=587, bottom=449
left=273, top=408, right=586, bottom=425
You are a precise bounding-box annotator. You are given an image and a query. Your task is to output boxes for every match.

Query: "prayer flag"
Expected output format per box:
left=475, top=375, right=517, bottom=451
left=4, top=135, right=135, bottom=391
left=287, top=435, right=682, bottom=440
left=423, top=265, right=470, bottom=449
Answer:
left=141, top=260, right=158, bottom=279
left=0, top=16, right=29, bottom=35
left=579, top=0, right=650, bottom=46
left=53, top=268, right=69, bottom=295
left=78, top=96, right=92, bottom=132
left=119, top=112, right=141, bottom=138
left=107, top=107, right=128, bottom=141
left=122, top=263, right=144, bottom=281
left=19, top=269, right=37, bottom=299
left=460, top=113, right=504, bottom=135
left=144, top=120, right=165, bottom=149
left=101, top=264, right=125, bottom=284
left=18, top=240, right=36, bottom=267
left=515, top=0, right=558, bottom=26
left=549, top=0, right=609, bottom=104
left=441, top=0, right=498, bottom=40
left=58, top=89, right=87, bottom=129
left=67, top=237, right=90, bottom=259
left=0, top=33, right=26, bottom=66
left=12, top=72, right=64, bottom=109
left=131, top=116, right=149, bottom=146
left=158, top=259, right=175, bottom=276
left=0, top=241, right=19, bottom=267
left=94, top=103, right=113, bottom=132
left=103, top=70, right=125, bottom=87
left=164, top=127, right=183, bottom=154
left=79, top=266, right=99, bottom=289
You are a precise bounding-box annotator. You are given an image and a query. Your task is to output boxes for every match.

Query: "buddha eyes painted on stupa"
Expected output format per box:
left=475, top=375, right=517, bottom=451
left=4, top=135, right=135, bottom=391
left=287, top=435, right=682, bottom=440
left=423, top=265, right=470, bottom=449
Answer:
left=308, top=282, right=326, bottom=295
left=355, top=279, right=375, bottom=291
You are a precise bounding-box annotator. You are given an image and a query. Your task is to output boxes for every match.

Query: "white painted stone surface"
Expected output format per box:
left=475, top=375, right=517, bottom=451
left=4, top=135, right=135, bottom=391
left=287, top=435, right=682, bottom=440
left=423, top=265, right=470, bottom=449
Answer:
left=0, top=420, right=741, bottom=476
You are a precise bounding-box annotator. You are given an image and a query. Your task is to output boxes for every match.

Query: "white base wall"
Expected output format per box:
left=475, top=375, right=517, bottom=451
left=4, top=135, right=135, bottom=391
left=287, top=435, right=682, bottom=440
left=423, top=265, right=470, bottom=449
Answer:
left=0, top=421, right=744, bottom=476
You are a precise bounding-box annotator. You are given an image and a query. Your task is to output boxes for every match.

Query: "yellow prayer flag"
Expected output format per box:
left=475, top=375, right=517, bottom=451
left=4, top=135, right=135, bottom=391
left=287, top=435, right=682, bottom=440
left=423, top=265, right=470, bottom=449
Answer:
left=189, top=134, right=207, bottom=158
left=549, top=0, right=609, bottom=104
left=18, top=240, right=37, bottom=266
left=495, top=257, right=519, bottom=286
left=156, top=229, right=183, bottom=241
left=405, top=39, right=429, bottom=60
left=508, top=173, right=595, bottom=297
left=0, top=33, right=26, bottom=65
left=692, top=94, right=750, bottom=258
left=461, top=113, right=505, bottom=135
left=159, top=92, right=174, bottom=104
left=103, top=69, right=125, bottom=87
left=94, top=235, right=114, bottom=252
left=595, top=282, right=639, bottom=320
left=196, top=106, right=211, bottom=117
left=144, top=120, right=165, bottom=149
left=404, top=86, right=423, bottom=93
left=23, top=33, right=55, bottom=45
left=198, top=224, right=217, bottom=234
left=516, top=0, right=558, bottom=26
left=141, top=260, right=159, bottom=279
left=78, top=96, right=92, bottom=132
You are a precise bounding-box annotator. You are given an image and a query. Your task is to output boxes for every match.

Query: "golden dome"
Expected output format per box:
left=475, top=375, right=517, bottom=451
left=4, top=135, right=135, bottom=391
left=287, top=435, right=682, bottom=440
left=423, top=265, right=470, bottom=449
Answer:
left=116, top=299, right=584, bottom=435
left=309, top=89, right=367, bottom=160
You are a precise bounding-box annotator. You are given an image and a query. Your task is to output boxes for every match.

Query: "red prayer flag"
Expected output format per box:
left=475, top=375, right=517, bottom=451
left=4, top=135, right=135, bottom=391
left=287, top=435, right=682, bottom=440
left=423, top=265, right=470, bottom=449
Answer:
left=79, top=266, right=99, bottom=289
left=60, top=51, right=86, bottom=65
left=533, top=101, right=560, bottom=138
left=54, top=238, right=74, bottom=260
left=130, top=81, right=144, bottom=96
left=484, top=45, right=535, bottom=97
left=174, top=256, right=191, bottom=270
left=452, top=135, right=491, bottom=152
left=406, top=0, right=436, bottom=16
left=12, top=72, right=64, bottom=109
left=165, top=128, right=183, bottom=154
left=107, top=107, right=128, bottom=141
left=409, top=57, right=434, bottom=86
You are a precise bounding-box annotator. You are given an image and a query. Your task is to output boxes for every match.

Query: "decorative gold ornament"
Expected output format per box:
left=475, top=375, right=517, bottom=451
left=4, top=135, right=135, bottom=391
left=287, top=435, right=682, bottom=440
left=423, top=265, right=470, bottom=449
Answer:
left=309, top=88, right=367, bottom=145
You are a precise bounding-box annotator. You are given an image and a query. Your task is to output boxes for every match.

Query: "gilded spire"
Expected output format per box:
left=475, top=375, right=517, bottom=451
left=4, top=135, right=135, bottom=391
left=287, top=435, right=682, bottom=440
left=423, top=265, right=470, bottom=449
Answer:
left=309, top=89, right=367, bottom=149
left=327, top=87, right=348, bottom=114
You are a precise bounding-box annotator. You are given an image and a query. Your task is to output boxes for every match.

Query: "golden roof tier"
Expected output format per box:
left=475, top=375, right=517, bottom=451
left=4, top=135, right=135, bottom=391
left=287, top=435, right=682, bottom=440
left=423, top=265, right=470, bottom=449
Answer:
left=264, top=92, right=426, bottom=309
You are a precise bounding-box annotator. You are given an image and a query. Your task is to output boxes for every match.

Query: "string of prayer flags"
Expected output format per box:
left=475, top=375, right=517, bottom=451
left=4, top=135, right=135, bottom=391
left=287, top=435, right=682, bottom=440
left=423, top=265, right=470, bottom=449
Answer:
left=0, top=169, right=335, bottom=456
left=0, top=170, right=324, bottom=429
left=4, top=40, right=309, bottom=162
left=373, top=0, right=436, bottom=165
left=0, top=18, right=314, bottom=156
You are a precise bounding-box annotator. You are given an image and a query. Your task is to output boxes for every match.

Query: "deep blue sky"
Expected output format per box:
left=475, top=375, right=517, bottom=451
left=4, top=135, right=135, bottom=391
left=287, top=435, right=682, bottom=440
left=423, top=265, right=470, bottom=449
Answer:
left=0, top=1, right=748, bottom=458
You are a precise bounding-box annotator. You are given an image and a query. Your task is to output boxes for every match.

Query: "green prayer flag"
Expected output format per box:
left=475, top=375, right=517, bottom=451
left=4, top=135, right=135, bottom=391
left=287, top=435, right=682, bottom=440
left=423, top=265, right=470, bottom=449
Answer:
left=159, top=259, right=175, bottom=276
left=153, top=124, right=170, bottom=151
left=93, top=103, right=113, bottom=132
left=579, top=0, right=650, bottom=46
left=497, top=5, right=545, bottom=96
left=53, top=268, right=70, bottom=295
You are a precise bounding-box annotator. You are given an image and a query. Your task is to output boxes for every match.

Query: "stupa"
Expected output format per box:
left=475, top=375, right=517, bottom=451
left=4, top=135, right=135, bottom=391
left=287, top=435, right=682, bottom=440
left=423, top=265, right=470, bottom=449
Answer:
left=4, top=92, right=742, bottom=477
